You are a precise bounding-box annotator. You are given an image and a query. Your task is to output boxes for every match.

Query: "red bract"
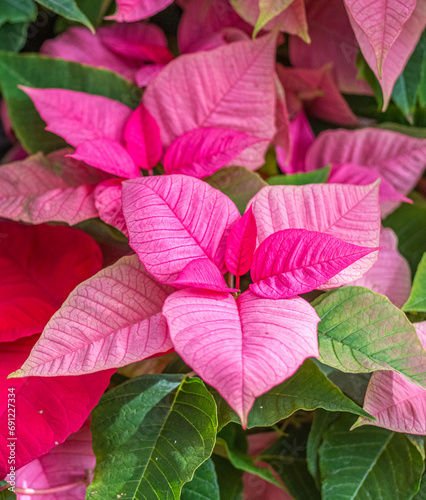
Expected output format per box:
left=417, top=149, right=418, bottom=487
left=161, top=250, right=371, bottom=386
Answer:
left=0, top=221, right=102, bottom=342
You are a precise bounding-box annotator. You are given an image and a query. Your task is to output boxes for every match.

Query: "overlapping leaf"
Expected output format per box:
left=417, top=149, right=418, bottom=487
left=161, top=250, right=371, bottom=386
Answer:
left=87, top=375, right=217, bottom=499
left=107, top=0, right=174, bottom=22
left=403, top=253, right=426, bottom=313
left=0, top=335, right=112, bottom=477
left=163, top=289, right=319, bottom=427
left=122, top=175, right=240, bottom=283
left=249, top=182, right=381, bottom=286
left=250, top=229, right=377, bottom=299
left=10, top=255, right=174, bottom=377
left=143, top=33, right=277, bottom=170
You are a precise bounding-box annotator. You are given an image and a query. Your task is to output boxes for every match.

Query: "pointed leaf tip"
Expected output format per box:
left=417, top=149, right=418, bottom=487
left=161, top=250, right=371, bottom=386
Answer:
left=225, top=205, right=257, bottom=278
left=250, top=229, right=379, bottom=299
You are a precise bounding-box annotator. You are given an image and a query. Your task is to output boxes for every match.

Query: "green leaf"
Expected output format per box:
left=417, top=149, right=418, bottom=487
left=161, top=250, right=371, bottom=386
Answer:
left=205, top=167, right=267, bottom=214
left=376, top=121, right=426, bottom=138
left=261, top=438, right=321, bottom=500
left=88, top=374, right=218, bottom=500
left=356, top=52, right=383, bottom=110
left=55, top=0, right=114, bottom=31
left=392, top=33, right=425, bottom=119
left=318, top=414, right=425, bottom=500
left=0, top=0, right=37, bottom=25
left=0, top=51, right=140, bottom=154
left=418, top=32, right=426, bottom=109
left=253, top=0, right=294, bottom=37
left=0, top=22, right=28, bottom=52
left=306, top=410, right=340, bottom=489
left=212, top=455, right=243, bottom=500
left=403, top=253, right=426, bottom=313
left=414, top=475, right=426, bottom=499
left=213, top=359, right=373, bottom=429
left=267, top=166, right=331, bottom=186
left=313, top=287, right=426, bottom=388
left=215, top=425, right=283, bottom=489
left=181, top=459, right=220, bottom=500
left=0, top=488, right=16, bottom=500
left=34, top=0, right=94, bottom=30
left=383, top=196, right=426, bottom=274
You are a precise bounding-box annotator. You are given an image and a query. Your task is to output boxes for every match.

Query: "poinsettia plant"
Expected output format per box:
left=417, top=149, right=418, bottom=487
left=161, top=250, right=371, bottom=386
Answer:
left=0, top=0, right=425, bottom=499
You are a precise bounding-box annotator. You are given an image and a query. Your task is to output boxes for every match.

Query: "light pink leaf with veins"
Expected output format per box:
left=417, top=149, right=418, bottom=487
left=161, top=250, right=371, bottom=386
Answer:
left=306, top=128, right=426, bottom=216
left=250, top=229, right=379, bottom=299
left=225, top=205, right=257, bottom=278
left=107, top=0, right=174, bottom=22
left=346, top=0, right=426, bottom=109
left=69, top=138, right=140, bottom=178
left=143, top=33, right=277, bottom=170
left=20, top=87, right=132, bottom=146
left=0, top=149, right=110, bottom=225
left=10, top=255, right=174, bottom=377
left=248, top=182, right=381, bottom=286
left=94, top=178, right=128, bottom=236
left=124, top=104, right=162, bottom=170
left=328, top=163, right=411, bottom=217
left=164, top=128, right=266, bottom=178
left=0, top=335, right=113, bottom=477
left=353, top=322, right=426, bottom=435
left=122, top=175, right=240, bottom=284
left=163, top=288, right=319, bottom=427
left=172, top=258, right=236, bottom=292
left=12, top=419, right=95, bottom=500
left=344, top=0, right=416, bottom=76
left=350, top=228, right=411, bottom=308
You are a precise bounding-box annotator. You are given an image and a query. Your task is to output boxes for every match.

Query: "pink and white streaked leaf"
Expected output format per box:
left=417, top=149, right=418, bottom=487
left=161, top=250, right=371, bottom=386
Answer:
left=122, top=175, right=240, bottom=284
left=107, top=0, right=174, bottom=22
left=20, top=87, right=132, bottom=146
left=276, top=64, right=359, bottom=126
left=163, top=288, right=320, bottom=427
left=10, top=255, right=174, bottom=377
left=289, top=0, right=372, bottom=95
left=164, top=128, right=266, bottom=178
left=0, top=335, right=113, bottom=477
left=225, top=205, right=257, bottom=278
left=276, top=111, right=315, bottom=174
left=143, top=33, right=277, bottom=170
left=343, top=0, right=416, bottom=77
left=94, top=179, right=128, bottom=235
left=0, top=149, right=110, bottom=225
left=172, top=258, right=236, bottom=292
left=12, top=419, right=95, bottom=500
left=0, top=221, right=102, bottom=343
left=346, top=0, right=426, bottom=109
left=250, top=229, right=379, bottom=299
left=69, top=138, right=140, bottom=178
left=353, top=322, right=426, bottom=435
left=306, top=128, right=426, bottom=215
left=273, top=74, right=291, bottom=155
left=248, top=182, right=381, bottom=286
left=124, top=104, right=162, bottom=170
left=350, top=228, right=411, bottom=308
